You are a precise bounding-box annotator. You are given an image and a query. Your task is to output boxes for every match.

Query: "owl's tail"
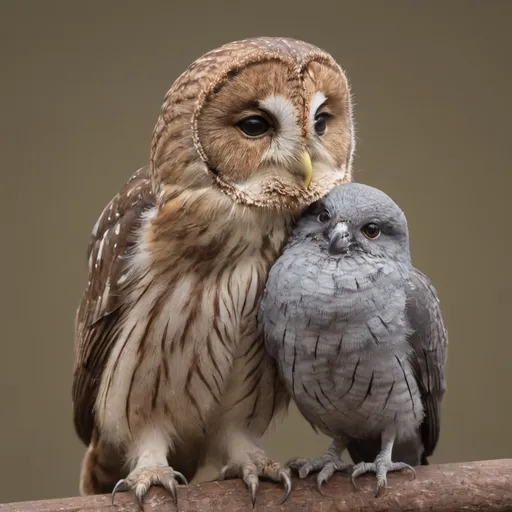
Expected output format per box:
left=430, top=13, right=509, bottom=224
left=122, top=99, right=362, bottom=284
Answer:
left=79, top=433, right=126, bottom=495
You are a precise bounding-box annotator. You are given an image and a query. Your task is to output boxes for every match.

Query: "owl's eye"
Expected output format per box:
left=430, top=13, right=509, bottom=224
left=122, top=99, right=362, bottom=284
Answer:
left=361, top=223, right=381, bottom=239
left=237, top=116, right=270, bottom=138
left=317, top=209, right=331, bottom=223
left=314, top=113, right=330, bottom=136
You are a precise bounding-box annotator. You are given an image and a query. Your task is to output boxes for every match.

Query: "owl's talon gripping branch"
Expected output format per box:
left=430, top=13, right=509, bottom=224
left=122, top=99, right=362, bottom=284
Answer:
left=280, top=471, right=293, bottom=504
left=111, top=466, right=187, bottom=508
left=221, top=459, right=292, bottom=507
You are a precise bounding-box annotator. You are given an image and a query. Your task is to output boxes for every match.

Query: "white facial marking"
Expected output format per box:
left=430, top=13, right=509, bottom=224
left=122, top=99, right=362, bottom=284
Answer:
left=259, top=95, right=299, bottom=164
left=309, top=91, right=327, bottom=130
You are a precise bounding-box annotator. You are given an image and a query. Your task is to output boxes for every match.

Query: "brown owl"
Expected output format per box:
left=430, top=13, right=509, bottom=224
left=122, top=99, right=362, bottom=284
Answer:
left=72, top=36, right=355, bottom=506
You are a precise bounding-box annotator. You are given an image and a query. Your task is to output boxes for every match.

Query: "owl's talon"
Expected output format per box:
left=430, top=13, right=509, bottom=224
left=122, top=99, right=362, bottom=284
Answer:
left=173, top=471, right=188, bottom=485
left=135, top=485, right=146, bottom=510
left=111, top=479, right=127, bottom=504
left=221, top=457, right=292, bottom=506
left=249, top=479, right=258, bottom=508
left=279, top=470, right=292, bottom=504
left=163, top=479, right=177, bottom=505
left=111, top=466, right=186, bottom=507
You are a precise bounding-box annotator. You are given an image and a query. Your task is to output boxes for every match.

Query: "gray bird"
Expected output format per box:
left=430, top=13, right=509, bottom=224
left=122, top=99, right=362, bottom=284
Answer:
left=258, top=182, right=448, bottom=496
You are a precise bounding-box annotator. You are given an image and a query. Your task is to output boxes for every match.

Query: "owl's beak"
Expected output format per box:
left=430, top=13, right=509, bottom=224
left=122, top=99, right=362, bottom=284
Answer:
left=299, top=150, right=313, bottom=188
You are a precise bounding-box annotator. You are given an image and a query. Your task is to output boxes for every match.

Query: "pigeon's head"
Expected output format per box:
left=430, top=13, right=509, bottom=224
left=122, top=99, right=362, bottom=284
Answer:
left=294, top=182, right=411, bottom=263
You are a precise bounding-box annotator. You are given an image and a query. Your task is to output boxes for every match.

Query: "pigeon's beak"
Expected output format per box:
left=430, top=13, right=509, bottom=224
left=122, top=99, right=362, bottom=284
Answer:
left=328, top=221, right=353, bottom=255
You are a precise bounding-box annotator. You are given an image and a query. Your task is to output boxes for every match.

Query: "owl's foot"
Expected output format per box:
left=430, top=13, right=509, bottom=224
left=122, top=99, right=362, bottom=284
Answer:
left=351, top=455, right=415, bottom=497
left=220, top=455, right=292, bottom=507
left=111, top=465, right=188, bottom=508
left=287, top=454, right=352, bottom=494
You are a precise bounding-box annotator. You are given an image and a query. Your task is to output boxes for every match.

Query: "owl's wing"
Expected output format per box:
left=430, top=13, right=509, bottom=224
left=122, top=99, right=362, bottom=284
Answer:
left=405, top=266, right=448, bottom=461
left=72, top=167, right=155, bottom=445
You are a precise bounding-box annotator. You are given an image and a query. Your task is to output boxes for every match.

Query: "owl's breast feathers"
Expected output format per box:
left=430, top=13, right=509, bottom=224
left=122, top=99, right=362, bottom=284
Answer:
left=73, top=166, right=291, bottom=448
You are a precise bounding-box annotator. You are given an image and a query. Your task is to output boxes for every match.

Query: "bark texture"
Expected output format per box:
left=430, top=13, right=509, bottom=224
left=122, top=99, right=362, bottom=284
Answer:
left=2, top=459, right=512, bottom=512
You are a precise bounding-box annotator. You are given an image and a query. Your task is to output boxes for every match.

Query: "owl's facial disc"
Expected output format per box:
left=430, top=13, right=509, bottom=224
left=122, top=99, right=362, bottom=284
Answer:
left=232, top=94, right=313, bottom=188
left=195, top=59, right=353, bottom=209
left=256, top=95, right=314, bottom=189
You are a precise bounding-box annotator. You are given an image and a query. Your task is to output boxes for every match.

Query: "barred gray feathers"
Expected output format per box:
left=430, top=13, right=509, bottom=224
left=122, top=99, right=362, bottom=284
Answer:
left=259, top=182, right=448, bottom=494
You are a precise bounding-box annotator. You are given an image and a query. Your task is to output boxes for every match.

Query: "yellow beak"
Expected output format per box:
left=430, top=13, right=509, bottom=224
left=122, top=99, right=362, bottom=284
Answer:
left=300, top=150, right=313, bottom=188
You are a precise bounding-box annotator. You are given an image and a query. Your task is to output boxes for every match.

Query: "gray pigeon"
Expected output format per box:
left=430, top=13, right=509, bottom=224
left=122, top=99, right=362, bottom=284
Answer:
left=258, top=182, right=448, bottom=496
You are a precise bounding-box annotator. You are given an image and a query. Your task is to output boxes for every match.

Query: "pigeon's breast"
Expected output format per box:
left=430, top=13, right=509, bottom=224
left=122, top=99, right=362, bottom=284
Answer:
left=265, top=242, right=422, bottom=441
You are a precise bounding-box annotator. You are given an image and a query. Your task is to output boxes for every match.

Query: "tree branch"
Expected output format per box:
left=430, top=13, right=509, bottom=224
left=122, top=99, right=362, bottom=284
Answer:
left=2, top=459, right=512, bottom=512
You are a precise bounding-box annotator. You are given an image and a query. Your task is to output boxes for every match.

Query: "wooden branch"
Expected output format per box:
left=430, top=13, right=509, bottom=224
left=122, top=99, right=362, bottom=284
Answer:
left=2, top=459, right=512, bottom=512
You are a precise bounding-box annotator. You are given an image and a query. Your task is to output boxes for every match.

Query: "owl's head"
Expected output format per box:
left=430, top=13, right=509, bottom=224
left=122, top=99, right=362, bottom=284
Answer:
left=151, top=37, right=355, bottom=213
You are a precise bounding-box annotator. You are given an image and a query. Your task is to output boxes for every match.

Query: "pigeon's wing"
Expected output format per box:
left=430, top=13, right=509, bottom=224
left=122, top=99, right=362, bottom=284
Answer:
left=258, top=247, right=297, bottom=361
left=405, top=266, right=448, bottom=461
left=347, top=267, right=448, bottom=466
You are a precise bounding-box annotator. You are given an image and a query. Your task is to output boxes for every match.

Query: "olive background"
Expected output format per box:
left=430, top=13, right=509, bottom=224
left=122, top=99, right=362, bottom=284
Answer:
left=2, top=0, right=511, bottom=503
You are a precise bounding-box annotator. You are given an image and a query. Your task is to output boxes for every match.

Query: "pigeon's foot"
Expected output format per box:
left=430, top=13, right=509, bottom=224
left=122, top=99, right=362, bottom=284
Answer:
left=351, top=454, right=415, bottom=497
left=220, top=455, right=292, bottom=507
left=111, top=465, right=187, bottom=508
left=287, top=453, right=352, bottom=494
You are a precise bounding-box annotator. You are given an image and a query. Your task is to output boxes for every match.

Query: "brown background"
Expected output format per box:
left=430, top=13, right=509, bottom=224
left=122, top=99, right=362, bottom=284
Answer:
left=1, top=0, right=511, bottom=504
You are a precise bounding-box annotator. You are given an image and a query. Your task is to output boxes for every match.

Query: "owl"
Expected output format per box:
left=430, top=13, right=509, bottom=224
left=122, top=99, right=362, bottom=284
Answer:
left=72, top=36, right=355, bottom=506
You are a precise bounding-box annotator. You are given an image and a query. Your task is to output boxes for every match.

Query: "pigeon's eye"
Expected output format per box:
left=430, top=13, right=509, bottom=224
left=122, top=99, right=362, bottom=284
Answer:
left=361, top=223, right=381, bottom=239
left=317, top=210, right=331, bottom=223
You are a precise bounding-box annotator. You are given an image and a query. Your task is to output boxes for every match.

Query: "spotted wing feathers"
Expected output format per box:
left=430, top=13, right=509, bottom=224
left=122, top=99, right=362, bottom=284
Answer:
left=72, top=167, right=155, bottom=445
